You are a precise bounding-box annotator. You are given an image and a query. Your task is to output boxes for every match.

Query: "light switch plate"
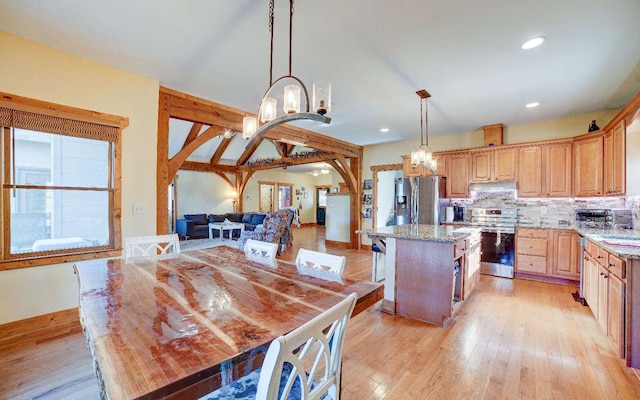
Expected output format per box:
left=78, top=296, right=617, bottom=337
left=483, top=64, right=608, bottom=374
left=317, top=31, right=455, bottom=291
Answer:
left=133, top=202, right=145, bottom=214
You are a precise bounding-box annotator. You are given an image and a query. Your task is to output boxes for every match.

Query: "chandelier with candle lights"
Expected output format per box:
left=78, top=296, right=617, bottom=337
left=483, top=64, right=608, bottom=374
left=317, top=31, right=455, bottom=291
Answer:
left=242, top=0, right=332, bottom=141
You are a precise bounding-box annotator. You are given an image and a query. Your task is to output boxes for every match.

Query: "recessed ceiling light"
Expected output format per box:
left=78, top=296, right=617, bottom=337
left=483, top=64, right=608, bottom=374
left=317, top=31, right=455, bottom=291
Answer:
left=380, top=128, right=389, bottom=133
left=526, top=102, right=540, bottom=108
left=521, top=36, right=546, bottom=50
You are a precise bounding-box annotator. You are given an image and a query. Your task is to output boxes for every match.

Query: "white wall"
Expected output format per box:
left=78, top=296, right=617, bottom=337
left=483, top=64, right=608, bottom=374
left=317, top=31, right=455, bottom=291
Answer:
left=0, top=30, right=159, bottom=324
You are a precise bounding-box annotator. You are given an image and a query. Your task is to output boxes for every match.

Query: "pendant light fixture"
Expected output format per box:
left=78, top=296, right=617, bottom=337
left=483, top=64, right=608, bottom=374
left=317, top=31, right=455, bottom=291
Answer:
left=242, top=0, right=332, bottom=140
left=410, top=89, right=437, bottom=173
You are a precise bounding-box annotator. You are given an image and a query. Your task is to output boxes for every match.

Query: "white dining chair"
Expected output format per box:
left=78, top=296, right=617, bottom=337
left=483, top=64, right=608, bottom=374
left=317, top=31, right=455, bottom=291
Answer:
left=244, top=239, right=278, bottom=261
left=124, top=234, right=181, bottom=263
left=200, top=292, right=357, bottom=400
left=295, top=248, right=346, bottom=275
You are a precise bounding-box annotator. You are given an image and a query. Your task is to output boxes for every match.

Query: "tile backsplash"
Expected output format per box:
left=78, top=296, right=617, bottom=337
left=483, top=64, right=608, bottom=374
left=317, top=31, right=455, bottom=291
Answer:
left=450, top=191, right=637, bottom=229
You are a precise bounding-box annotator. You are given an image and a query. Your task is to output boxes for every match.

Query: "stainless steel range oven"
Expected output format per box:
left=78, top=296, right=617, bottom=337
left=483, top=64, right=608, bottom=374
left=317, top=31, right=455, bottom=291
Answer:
left=471, top=208, right=517, bottom=278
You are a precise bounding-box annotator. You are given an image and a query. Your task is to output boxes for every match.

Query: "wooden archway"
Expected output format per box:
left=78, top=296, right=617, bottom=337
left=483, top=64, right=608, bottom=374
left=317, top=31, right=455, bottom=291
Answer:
left=156, top=87, right=363, bottom=248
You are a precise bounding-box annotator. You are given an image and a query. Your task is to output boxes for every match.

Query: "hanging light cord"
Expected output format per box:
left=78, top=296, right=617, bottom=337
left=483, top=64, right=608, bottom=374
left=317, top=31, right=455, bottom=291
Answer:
left=289, top=0, right=295, bottom=76
left=420, top=96, right=424, bottom=147
left=268, top=0, right=275, bottom=86
left=424, top=97, right=429, bottom=147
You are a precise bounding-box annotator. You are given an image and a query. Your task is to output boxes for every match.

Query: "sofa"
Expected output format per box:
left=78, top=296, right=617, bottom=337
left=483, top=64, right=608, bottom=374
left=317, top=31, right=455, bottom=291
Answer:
left=176, top=212, right=268, bottom=240
left=176, top=214, right=210, bottom=239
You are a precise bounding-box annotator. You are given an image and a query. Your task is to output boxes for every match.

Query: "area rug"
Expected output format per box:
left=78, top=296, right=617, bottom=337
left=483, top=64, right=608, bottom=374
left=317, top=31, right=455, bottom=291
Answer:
left=180, top=238, right=239, bottom=251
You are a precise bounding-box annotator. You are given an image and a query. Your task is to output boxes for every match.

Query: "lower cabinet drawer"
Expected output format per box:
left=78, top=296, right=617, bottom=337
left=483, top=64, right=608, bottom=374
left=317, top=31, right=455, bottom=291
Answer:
left=516, top=237, right=547, bottom=257
left=516, top=254, right=547, bottom=275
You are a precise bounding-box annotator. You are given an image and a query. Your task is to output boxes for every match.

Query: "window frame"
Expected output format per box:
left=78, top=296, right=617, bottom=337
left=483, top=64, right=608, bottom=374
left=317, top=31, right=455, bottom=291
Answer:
left=0, top=92, right=128, bottom=270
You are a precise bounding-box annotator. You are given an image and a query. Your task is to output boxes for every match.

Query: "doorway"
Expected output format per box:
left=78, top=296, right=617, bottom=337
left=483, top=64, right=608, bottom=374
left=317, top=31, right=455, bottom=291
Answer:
left=370, top=163, right=403, bottom=229
left=315, top=185, right=331, bottom=225
left=259, top=181, right=275, bottom=212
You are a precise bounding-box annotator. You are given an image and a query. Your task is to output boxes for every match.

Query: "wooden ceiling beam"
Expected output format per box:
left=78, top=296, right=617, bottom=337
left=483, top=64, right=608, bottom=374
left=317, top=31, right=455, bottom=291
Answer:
left=210, top=135, right=234, bottom=165
left=240, top=152, right=337, bottom=173
left=181, top=160, right=238, bottom=174
left=182, top=123, right=203, bottom=150
left=168, top=126, right=225, bottom=179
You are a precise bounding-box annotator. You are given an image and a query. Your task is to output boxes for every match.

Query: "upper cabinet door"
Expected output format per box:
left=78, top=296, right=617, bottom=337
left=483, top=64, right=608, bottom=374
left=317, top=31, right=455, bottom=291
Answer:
left=471, top=150, right=492, bottom=182
left=494, top=148, right=517, bottom=181
left=573, top=135, right=604, bottom=197
left=518, top=146, right=542, bottom=197
left=544, top=142, right=572, bottom=197
left=604, top=120, right=626, bottom=196
left=447, top=153, right=470, bottom=198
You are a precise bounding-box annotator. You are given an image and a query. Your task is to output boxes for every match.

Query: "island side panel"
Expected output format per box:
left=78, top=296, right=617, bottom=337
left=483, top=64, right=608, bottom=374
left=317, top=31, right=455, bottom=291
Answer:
left=395, top=239, right=454, bottom=326
left=382, top=238, right=396, bottom=313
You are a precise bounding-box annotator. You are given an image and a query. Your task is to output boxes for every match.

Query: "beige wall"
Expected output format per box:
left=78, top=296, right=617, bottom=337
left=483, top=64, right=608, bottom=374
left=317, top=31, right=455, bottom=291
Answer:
left=0, top=31, right=159, bottom=324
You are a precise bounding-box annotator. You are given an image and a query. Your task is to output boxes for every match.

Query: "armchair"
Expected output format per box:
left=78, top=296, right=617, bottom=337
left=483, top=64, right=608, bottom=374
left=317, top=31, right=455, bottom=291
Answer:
left=237, top=209, right=293, bottom=254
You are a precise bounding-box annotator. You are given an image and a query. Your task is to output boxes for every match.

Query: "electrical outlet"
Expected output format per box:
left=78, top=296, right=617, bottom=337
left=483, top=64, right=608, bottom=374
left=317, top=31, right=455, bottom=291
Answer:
left=133, top=203, right=145, bottom=214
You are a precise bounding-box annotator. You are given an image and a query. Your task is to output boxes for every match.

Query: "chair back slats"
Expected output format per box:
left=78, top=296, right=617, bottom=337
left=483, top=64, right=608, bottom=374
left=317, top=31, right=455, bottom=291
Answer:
left=124, top=234, right=180, bottom=263
left=295, top=248, right=346, bottom=275
left=244, top=239, right=278, bottom=260
left=256, top=293, right=357, bottom=400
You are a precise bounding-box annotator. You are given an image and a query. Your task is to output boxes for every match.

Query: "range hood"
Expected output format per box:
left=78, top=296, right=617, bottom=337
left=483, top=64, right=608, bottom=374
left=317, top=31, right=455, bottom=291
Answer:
left=469, top=181, right=517, bottom=192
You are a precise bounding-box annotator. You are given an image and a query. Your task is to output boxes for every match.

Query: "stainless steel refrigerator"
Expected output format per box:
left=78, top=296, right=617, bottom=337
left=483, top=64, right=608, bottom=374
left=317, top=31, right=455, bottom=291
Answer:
left=394, top=176, right=448, bottom=225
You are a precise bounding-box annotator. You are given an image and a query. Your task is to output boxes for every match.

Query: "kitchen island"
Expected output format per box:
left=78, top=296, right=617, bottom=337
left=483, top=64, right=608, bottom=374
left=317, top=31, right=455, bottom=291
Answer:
left=358, top=224, right=480, bottom=326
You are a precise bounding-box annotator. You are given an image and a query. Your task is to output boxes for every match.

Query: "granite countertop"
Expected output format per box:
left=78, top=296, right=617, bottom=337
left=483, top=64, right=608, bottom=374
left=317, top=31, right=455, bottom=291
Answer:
left=577, top=228, right=640, bottom=259
left=357, top=224, right=474, bottom=243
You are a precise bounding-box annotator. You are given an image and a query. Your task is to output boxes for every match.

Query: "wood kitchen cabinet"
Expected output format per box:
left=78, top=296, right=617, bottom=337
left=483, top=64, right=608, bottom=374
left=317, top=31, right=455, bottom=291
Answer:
left=573, top=134, right=604, bottom=197
left=515, top=228, right=549, bottom=275
left=446, top=153, right=470, bottom=198
left=471, top=147, right=517, bottom=182
left=517, top=141, right=572, bottom=198
left=518, top=145, right=542, bottom=197
left=463, top=238, right=480, bottom=300
left=583, top=239, right=626, bottom=358
left=603, top=119, right=626, bottom=196
left=543, top=141, right=572, bottom=197
left=550, top=230, right=580, bottom=280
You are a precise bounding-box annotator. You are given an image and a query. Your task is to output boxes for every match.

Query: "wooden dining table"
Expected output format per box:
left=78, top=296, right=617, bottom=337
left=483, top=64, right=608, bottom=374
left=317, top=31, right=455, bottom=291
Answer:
left=73, top=246, right=383, bottom=400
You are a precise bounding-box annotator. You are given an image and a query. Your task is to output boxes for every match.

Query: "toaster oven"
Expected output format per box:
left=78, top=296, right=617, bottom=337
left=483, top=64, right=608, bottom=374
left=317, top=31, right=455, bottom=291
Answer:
left=574, top=208, right=633, bottom=229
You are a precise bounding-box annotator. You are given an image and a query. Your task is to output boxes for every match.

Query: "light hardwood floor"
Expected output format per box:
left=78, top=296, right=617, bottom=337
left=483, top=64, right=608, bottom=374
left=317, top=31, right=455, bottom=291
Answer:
left=1, top=225, right=639, bottom=399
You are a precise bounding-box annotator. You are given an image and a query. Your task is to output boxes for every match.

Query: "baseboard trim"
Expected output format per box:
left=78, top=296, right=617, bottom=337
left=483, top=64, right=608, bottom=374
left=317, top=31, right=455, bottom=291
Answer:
left=0, top=308, right=79, bottom=341
left=324, top=239, right=351, bottom=248
left=380, top=299, right=395, bottom=314
left=298, top=222, right=316, bottom=227
left=514, top=272, right=579, bottom=287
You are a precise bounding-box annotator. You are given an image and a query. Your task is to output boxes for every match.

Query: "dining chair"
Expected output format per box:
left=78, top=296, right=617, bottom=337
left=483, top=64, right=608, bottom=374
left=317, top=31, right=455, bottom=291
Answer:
left=200, top=292, right=357, bottom=400
left=124, top=234, right=181, bottom=263
left=295, top=248, right=346, bottom=275
left=244, top=239, right=278, bottom=260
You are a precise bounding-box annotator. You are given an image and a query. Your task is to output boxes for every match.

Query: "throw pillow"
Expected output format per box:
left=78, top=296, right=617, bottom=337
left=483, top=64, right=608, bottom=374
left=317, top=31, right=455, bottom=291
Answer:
left=251, top=213, right=266, bottom=225
left=242, top=213, right=253, bottom=224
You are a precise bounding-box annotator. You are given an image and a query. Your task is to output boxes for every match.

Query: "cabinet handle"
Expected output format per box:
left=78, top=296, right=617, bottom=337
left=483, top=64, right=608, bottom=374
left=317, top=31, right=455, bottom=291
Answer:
left=597, top=255, right=603, bottom=259
left=604, top=274, right=609, bottom=279
left=600, top=272, right=604, bottom=276
left=608, top=263, right=614, bottom=268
